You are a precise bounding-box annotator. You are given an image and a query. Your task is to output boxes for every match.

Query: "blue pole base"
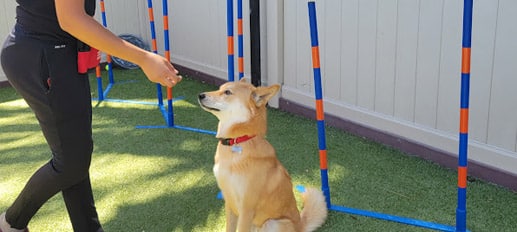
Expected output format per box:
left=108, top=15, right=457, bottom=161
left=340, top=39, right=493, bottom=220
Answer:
left=330, top=204, right=469, bottom=232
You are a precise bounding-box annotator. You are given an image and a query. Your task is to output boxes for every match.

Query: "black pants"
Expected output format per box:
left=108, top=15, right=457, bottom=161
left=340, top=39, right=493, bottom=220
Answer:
left=1, top=30, right=103, bottom=232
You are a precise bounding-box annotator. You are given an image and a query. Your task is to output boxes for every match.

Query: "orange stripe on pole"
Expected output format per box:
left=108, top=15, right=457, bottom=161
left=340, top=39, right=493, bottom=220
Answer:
left=165, top=51, right=170, bottom=62
left=462, top=47, right=471, bottom=74
left=319, top=150, right=328, bottom=169
left=312, top=46, right=320, bottom=69
left=458, top=166, right=468, bottom=188
left=163, top=16, right=169, bottom=30
left=100, top=1, right=105, bottom=12
left=148, top=8, right=154, bottom=21
left=107, top=55, right=112, bottom=63
left=96, top=66, right=101, bottom=77
left=238, top=19, right=243, bottom=35
left=227, top=36, right=234, bottom=55
left=460, top=108, right=469, bottom=133
left=238, top=57, right=244, bottom=72
left=316, top=99, right=324, bottom=121
left=167, top=87, right=172, bottom=100
left=152, top=40, right=157, bottom=51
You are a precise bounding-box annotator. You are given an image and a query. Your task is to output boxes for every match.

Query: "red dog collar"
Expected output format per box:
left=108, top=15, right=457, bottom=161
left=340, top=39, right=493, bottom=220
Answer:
left=220, top=135, right=256, bottom=146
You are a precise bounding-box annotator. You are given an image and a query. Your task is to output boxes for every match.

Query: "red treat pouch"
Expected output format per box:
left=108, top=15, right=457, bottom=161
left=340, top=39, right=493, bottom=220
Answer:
left=77, top=41, right=100, bottom=74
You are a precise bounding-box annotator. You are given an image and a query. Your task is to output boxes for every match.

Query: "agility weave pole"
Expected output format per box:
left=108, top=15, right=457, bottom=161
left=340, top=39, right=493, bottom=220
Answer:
left=227, top=0, right=244, bottom=82
left=307, top=1, right=471, bottom=231
left=162, top=0, right=174, bottom=127
left=307, top=3, right=330, bottom=210
left=95, top=0, right=115, bottom=101
left=90, top=1, right=213, bottom=134
left=135, top=0, right=215, bottom=135
left=237, top=0, right=244, bottom=80
left=147, top=0, right=165, bottom=108
left=456, top=0, right=474, bottom=231
left=227, top=0, right=235, bottom=81
left=93, top=0, right=141, bottom=104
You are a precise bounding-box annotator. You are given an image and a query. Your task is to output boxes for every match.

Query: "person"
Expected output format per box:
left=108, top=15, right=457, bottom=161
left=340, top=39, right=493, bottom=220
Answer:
left=0, top=0, right=182, bottom=231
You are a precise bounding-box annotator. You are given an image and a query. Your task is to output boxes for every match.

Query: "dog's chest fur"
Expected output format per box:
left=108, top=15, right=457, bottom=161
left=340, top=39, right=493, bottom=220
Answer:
left=213, top=140, right=279, bottom=214
left=214, top=145, right=246, bottom=200
left=213, top=144, right=253, bottom=206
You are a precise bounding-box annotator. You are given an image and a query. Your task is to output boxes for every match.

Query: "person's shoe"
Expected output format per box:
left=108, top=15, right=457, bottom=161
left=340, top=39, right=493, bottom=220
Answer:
left=0, top=212, right=29, bottom=232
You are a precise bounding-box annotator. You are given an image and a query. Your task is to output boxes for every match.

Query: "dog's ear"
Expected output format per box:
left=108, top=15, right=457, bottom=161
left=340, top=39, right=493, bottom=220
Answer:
left=239, top=78, right=250, bottom=83
left=252, top=84, right=280, bottom=107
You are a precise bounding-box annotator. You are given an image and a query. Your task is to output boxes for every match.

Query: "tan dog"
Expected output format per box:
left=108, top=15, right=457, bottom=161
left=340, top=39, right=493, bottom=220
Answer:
left=198, top=79, right=327, bottom=232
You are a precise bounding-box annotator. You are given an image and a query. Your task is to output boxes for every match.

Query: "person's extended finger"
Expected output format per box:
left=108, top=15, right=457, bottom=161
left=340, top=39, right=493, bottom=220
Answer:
left=162, top=75, right=182, bottom=88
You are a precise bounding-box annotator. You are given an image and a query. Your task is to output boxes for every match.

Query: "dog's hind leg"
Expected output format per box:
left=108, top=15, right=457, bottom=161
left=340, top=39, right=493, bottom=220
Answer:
left=236, top=210, right=255, bottom=232
left=225, top=204, right=238, bottom=232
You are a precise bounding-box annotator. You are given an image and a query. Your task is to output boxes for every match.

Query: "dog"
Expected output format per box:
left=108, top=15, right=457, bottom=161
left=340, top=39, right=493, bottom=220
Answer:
left=198, top=78, right=328, bottom=232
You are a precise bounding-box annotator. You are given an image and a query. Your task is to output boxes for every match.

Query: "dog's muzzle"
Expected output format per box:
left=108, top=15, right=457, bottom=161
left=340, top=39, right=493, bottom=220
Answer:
left=198, top=93, right=220, bottom=111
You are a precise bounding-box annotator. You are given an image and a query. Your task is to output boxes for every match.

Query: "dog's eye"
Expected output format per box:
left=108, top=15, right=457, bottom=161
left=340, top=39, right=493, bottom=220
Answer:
left=224, top=90, right=232, bottom=95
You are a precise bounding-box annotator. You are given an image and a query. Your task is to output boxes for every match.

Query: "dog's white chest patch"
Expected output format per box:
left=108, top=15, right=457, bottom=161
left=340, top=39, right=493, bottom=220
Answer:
left=213, top=159, right=247, bottom=204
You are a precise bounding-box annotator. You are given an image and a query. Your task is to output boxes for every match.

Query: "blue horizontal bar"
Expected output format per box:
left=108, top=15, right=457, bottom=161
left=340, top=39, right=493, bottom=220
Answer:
left=135, top=125, right=172, bottom=129
left=91, top=98, right=157, bottom=105
left=135, top=124, right=216, bottom=135
left=330, top=205, right=466, bottom=232
left=172, top=125, right=216, bottom=135
left=92, top=96, right=185, bottom=106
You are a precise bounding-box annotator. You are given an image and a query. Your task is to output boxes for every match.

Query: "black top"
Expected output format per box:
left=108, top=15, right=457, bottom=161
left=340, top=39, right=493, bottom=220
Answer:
left=15, top=0, right=96, bottom=42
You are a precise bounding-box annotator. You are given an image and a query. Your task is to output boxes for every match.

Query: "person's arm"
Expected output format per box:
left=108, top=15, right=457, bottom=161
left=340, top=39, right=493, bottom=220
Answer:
left=54, top=0, right=181, bottom=87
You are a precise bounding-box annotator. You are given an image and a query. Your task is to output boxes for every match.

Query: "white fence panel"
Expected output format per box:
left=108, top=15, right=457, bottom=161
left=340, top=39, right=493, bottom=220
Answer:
left=486, top=0, right=517, bottom=152
left=0, top=1, right=17, bottom=82
left=282, top=0, right=517, bottom=175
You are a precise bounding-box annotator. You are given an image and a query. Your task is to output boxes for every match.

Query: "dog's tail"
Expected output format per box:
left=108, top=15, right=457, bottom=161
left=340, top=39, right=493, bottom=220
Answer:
left=300, top=187, right=328, bottom=232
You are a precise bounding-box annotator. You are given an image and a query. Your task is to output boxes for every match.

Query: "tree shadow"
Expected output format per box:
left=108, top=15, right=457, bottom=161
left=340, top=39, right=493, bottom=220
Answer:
left=101, top=184, right=224, bottom=231
left=0, top=86, right=22, bottom=104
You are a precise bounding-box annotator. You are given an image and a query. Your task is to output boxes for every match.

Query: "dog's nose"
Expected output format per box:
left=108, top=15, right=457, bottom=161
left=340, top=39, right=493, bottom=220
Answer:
left=198, top=93, right=206, bottom=100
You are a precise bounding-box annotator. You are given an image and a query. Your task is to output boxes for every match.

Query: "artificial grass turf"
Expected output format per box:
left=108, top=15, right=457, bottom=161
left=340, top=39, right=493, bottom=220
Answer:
left=0, top=68, right=515, bottom=231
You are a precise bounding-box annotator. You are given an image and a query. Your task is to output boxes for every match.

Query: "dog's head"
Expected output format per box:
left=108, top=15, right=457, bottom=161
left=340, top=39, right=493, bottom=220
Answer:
left=198, top=78, right=280, bottom=137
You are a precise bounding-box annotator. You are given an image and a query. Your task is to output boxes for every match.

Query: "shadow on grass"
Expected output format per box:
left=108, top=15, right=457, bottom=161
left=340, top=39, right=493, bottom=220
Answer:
left=101, top=184, right=223, bottom=231
left=84, top=100, right=223, bottom=231
left=0, top=86, right=21, bottom=104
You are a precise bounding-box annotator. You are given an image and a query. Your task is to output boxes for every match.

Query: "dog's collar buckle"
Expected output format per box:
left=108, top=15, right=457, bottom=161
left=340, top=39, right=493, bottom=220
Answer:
left=220, top=135, right=256, bottom=146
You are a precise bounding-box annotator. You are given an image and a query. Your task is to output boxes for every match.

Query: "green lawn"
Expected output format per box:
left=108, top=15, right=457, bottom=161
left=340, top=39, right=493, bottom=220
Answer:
left=1, top=68, right=516, bottom=231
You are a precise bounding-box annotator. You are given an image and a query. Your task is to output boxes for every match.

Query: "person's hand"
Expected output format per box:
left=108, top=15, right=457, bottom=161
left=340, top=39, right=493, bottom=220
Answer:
left=139, top=52, right=182, bottom=88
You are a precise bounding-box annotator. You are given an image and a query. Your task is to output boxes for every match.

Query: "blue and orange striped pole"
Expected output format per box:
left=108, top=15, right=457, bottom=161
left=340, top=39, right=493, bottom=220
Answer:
left=227, top=0, right=235, bottom=81
left=95, top=64, right=104, bottom=101
left=162, top=0, right=174, bottom=127
left=308, top=1, right=330, bottom=208
left=95, top=0, right=108, bottom=101
left=99, top=0, right=114, bottom=85
left=457, top=0, right=473, bottom=231
left=237, top=0, right=244, bottom=80
left=147, top=0, right=164, bottom=107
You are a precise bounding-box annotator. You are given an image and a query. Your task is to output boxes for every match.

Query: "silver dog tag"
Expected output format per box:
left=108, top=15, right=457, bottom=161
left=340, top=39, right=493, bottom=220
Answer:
left=232, top=145, right=243, bottom=154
